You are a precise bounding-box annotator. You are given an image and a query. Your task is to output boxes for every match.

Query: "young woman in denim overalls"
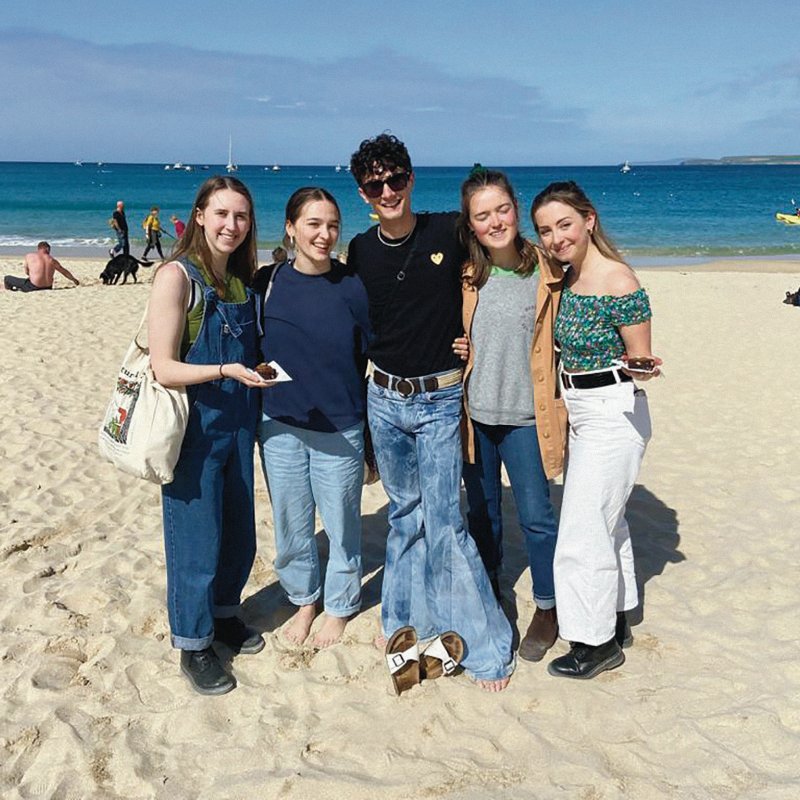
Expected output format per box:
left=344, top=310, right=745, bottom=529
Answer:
left=149, top=176, right=273, bottom=695
left=532, top=181, right=662, bottom=680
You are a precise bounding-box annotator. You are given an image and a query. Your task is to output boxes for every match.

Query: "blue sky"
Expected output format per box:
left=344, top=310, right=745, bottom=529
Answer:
left=3, top=1, right=799, bottom=165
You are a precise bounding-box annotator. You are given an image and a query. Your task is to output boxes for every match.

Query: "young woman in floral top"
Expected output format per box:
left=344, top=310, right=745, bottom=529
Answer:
left=531, top=181, right=661, bottom=680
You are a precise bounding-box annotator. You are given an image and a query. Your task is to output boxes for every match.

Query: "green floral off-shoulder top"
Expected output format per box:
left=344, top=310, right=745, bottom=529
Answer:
left=555, top=286, right=652, bottom=370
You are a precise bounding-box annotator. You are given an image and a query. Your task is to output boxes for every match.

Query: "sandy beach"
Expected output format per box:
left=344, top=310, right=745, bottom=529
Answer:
left=1, top=255, right=799, bottom=800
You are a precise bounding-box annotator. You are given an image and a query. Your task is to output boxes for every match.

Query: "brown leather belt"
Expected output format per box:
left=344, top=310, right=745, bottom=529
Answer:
left=372, top=368, right=463, bottom=397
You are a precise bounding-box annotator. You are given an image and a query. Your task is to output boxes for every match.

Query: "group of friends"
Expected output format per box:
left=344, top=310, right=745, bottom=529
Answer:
left=143, top=132, right=659, bottom=696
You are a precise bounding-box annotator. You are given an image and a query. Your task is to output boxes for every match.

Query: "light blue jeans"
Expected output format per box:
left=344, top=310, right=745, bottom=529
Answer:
left=258, top=416, right=364, bottom=617
left=368, top=376, right=514, bottom=681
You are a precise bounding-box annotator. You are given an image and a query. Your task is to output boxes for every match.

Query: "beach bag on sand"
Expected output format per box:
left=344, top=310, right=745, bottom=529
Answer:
left=98, top=304, right=189, bottom=484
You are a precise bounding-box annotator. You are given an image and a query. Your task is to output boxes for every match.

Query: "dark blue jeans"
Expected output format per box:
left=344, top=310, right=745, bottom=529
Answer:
left=463, top=420, right=557, bottom=608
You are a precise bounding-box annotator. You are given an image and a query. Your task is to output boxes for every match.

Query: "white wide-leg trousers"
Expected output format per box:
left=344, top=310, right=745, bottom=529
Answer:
left=555, top=381, right=651, bottom=645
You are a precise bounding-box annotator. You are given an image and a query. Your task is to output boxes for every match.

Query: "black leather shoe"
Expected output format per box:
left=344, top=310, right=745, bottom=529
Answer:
left=518, top=607, right=559, bottom=662
left=214, top=616, right=265, bottom=655
left=180, top=647, right=236, bottom=695
left=616, top=611, right=633, bottom=649
left=547, top=638, right=624, bottom=679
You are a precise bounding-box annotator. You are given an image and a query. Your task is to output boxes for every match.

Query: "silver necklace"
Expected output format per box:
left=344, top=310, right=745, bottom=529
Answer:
left=377, top=217, right=416, bottom=248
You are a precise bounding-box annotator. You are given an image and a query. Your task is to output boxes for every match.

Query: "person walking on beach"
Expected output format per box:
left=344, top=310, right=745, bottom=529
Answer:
left=3, top=242, right=79, bottom=292
left=142, top=206, right=164, bottom=260
left=347, top=133, right=514, bottom=692
left=148, top=176, right=273, bottom=695
left=256, top=187, right=371, bottom=649
left=457, top=167, right=566, bottom=663
left=110, top=200, right=129, bottom=257
left=531, top=181, right=660, bottom=680
left=170, top=214, right=186, bottom=239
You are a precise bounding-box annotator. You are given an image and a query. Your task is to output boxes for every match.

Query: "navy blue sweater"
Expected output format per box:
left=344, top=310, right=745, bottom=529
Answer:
left=256, top=260, right=371, bottom=432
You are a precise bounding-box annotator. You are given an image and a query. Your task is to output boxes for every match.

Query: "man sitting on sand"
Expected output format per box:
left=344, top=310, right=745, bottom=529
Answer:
left=3, top=242, right=79, bottom=292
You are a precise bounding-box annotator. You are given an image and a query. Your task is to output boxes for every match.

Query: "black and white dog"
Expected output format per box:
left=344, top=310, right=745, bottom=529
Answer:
left=99, top=254, right=152, bottom=285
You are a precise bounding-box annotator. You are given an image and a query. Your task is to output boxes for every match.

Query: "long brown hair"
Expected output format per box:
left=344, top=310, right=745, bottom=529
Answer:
left=169, top=176, right=258, bottom=284
left=530, top=181, right=625, bottom=264
left=457, top=168, right=538, bottom=289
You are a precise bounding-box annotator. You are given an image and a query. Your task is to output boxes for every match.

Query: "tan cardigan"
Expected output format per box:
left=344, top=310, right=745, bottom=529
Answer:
left=461, top=248, right=567, bottom=479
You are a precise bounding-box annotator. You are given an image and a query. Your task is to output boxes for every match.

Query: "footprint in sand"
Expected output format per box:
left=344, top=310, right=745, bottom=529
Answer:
left=125, top=661, right=186, bottom=711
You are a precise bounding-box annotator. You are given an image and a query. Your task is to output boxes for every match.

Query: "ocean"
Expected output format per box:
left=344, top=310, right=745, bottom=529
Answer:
left=1, top=161, right=800, bottom=264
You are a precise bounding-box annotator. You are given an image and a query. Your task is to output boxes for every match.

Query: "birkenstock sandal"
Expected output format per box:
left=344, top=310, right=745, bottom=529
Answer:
left=420, top=631, right=464, bottom=680
left=385, top=626, right=420, bottom=696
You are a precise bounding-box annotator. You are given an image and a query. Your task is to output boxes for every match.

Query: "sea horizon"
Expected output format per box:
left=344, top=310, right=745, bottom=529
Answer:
left=1, top=161, right=799, bottom=262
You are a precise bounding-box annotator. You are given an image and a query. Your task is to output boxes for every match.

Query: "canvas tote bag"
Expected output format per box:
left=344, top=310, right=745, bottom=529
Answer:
left=98, top=300, right=190, bottom=484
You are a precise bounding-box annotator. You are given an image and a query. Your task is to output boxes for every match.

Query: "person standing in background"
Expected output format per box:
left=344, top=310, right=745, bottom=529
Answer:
left=170, top=214, right=186, bottom=239
left=142, top=206, right=164, bottom=260
left=111, top=200, right=129, bottom=257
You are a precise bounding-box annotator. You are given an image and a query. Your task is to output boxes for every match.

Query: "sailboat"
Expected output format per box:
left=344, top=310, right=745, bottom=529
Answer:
left=226, top=136, right=238, bottom=173
left=620, top=160, right=632, bottom=173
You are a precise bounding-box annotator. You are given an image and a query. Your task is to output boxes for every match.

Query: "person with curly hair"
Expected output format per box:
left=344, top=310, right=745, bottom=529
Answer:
left=347, top=134, right=513, bottom=692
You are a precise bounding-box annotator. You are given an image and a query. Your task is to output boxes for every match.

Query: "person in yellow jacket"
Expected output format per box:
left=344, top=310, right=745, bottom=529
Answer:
left=142, top=206, right=164, bottom=260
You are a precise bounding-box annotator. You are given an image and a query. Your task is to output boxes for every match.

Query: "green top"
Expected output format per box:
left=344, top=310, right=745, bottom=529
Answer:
left=488, top=262, right=537, bottom=278
left=555, top=285, right=652, bottom=370
left=181, top=261, right=247, bottom=356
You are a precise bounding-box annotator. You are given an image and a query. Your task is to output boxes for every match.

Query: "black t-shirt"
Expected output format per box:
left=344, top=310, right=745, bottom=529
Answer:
left=348, top=211, right=465, bottom=378
left=113, top=210, right=128, bottom=235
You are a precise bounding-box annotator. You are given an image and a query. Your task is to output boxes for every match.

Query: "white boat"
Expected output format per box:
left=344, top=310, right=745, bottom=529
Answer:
left=620, top=160, right=632, bottom=173
left=226, top=136, right=238, bottom=173
left=165, top=162, right=193, bottom=171
left=271, top=164, right=281, bottom=171
left=74, top=160, right=83, bottom=166
left=335, top=163, right=342, bottom=172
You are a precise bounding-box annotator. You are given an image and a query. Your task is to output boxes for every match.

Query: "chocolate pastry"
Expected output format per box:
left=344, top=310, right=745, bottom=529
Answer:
left=254, top=362, right=278, bottom=380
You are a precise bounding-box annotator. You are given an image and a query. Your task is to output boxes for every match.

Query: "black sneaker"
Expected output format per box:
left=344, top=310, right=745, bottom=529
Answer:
left=214, top=616, right=265, bottom=655
left=616, top=611, right=634, bottom=649
left=180, top=647, right=235, bottom=695
left=547, top=638, right=625, bottom=680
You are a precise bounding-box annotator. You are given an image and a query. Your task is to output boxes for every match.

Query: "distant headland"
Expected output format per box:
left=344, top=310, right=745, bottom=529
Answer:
left=680, top=155, right=800, bottom=165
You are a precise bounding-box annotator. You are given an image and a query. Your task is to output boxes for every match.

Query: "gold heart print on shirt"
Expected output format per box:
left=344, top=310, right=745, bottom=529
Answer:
left=430, top=252, right=444, bottom=265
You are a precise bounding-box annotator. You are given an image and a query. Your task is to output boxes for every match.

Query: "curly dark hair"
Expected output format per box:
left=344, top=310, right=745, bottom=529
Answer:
left=349, top=133, right=413, bottom=185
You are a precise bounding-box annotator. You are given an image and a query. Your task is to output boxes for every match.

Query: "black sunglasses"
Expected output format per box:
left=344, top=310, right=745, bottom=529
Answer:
left=360, top=172, right=410, bottom=199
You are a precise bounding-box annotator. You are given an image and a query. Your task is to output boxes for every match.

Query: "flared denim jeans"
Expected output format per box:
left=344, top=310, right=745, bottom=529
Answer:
left=368, top=376, right=513, bottom=681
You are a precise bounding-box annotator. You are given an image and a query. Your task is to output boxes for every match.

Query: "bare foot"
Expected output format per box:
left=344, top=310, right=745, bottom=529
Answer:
left=373, top=632, right=387, bottom=650
left=311, top=614, right=349, bottom=648
left=283, top=604, right=316, bottom=645
left=477, top=676, right=511, bottom=692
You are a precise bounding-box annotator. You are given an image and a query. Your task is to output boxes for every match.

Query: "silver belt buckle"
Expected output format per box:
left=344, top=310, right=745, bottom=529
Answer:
left=395, top=378, right=414, bottom=397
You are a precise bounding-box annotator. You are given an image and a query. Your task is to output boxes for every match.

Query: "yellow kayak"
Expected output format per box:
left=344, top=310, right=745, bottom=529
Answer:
left=776, top=212, right=800, bottom=225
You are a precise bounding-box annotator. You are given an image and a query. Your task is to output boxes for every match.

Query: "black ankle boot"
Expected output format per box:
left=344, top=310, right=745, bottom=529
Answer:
left=214, top=617, right=265, bottom=655
left=547, top=637, right=624, bottom=680
left=615, top=611, right=633, bottom=649
left=180, top=647, right=236, bottom=695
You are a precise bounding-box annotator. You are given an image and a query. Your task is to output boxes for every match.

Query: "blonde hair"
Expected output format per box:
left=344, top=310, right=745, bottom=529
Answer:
left=531, top=181, right=625, bottom=264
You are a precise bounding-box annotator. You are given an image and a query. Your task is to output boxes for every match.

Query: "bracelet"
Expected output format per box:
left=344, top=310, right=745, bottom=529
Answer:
left=219, top=363, right=225, bottom=379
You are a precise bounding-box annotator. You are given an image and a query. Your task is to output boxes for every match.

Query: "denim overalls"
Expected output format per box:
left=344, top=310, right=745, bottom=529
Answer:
left=161, top=259, right=259, bottom=650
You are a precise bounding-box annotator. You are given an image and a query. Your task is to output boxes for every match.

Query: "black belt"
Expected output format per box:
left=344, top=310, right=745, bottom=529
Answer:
left=561, top=368, right=632, bottom=390
left=372, top=368, right=462, bottom=397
